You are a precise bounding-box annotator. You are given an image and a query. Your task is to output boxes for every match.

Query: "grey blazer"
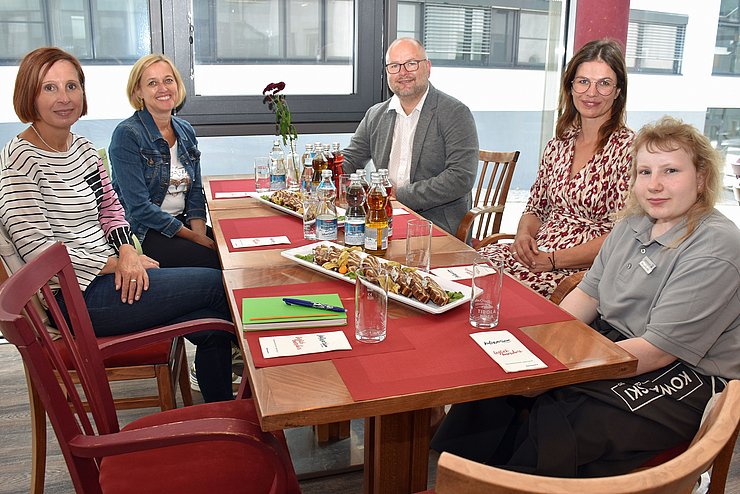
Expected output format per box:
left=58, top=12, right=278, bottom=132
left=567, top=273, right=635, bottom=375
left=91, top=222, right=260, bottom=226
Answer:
left=342, top=84, right=479, bottom=235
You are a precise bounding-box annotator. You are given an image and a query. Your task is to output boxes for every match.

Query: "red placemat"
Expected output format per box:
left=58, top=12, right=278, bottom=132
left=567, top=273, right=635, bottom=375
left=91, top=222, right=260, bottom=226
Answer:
left=436, top=272, right=575, bottom=330
left=235, top=281, right=415, bottom=367
left=209, top=178, right=255, bottom=199
left=219, top=215, right=314, bottom=252
left=391, top=212, right=448, bottom=240
left=334, top=315, right=567, bottom=401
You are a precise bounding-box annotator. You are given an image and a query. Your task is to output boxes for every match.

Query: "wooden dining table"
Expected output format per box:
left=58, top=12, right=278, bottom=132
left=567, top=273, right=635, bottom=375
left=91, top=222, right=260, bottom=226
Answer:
left=205, top=176, right=638, bottom=494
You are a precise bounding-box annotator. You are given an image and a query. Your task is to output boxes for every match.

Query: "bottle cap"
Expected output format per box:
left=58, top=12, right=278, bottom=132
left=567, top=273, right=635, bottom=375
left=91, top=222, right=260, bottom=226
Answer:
left=321, top=169, right=333, bottom=178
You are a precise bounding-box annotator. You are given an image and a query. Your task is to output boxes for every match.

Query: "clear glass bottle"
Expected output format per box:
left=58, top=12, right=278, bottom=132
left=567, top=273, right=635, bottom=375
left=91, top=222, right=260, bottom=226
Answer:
left=311, top=144, right=329, bottom=190
left=300, top=143, right=315, bottom=194
left=378, top=168, right=393, bottom=238
left=315, top=169, right=338, bottom=241
left=344, top=173, right=366, bottom=247
left=331, top=142, right=344, bottom=191
left=364, top=172, right=388, bottom=256
left=357, top=167, right=370, bottom=193
left=269, top=139, right=286, bottom=191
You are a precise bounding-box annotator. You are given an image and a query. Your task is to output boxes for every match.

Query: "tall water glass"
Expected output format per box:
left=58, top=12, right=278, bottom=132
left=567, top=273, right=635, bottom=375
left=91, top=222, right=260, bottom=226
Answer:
left=302, top=193, right=318, bottom=240
left=355, top=266, right=388, bottom=343
left=337, top=174, right=351, bottom=209
left=405, top=219, right=433, bottom=272
left=254, top=157, right=271, bottom=193
left=469, top=257, right=503, bottom=329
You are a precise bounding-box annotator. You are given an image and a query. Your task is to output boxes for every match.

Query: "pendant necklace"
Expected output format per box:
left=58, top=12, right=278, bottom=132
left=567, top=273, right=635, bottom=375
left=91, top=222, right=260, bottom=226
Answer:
left=30, top=124, right=69, bottom=153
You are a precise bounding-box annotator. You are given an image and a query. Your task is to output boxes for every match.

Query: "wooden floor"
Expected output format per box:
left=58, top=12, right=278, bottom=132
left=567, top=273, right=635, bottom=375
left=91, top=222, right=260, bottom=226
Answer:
left=0, top=342, right=737, bottom=494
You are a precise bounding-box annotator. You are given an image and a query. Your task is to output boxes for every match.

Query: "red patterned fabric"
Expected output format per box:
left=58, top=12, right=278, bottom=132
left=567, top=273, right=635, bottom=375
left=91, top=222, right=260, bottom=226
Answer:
left=478, top=127, right=634, bottom=297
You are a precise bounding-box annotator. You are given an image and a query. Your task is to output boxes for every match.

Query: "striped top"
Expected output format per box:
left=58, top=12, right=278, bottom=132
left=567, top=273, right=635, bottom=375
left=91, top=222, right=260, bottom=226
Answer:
left=0, top=135, right=135, bottom=291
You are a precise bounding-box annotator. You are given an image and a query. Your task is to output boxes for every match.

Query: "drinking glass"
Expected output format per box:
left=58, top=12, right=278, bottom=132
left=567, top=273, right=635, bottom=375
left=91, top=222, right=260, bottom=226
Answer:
left=355, top=266, right=388, bottom=343
left=469, top=257, right=503, bottom=329
left=337, top=174, right=351, bottom=209
left=405, top=219, right=433, bottom=272
left=254, top=157, right=271, bottom=193
left=302, top=193, right=318, bottom=240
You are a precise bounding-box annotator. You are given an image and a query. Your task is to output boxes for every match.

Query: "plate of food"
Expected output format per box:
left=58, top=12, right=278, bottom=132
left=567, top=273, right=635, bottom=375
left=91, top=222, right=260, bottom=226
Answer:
left=253, top=190, right=346, bottom=224
left=280, top=241, right=470, bottom=314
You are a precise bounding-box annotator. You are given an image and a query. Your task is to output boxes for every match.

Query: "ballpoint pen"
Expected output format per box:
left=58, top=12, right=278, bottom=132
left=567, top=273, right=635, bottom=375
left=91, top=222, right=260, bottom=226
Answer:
left=282, top=297, right=347, bottom=313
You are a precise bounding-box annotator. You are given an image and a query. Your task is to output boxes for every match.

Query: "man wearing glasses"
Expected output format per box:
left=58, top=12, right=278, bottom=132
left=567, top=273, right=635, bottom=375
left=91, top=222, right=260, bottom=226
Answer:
left=342, top=38, right=478, bottom=236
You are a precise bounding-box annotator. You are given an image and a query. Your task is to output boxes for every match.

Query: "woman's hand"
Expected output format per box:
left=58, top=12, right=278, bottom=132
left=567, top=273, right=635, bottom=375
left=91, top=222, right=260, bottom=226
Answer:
left=113, top=245, right=157, bottom=304
left=510, top=232, right=540, bottom=269
left=191, top=231, right=216, bottom=250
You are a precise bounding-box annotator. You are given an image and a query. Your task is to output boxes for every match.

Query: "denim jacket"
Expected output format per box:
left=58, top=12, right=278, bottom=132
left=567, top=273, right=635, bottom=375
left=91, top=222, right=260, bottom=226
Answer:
left=109, top=107, right=206, bottom=242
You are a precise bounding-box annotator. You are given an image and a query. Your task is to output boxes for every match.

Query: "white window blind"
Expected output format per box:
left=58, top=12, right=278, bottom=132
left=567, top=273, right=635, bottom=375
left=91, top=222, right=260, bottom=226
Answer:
left=423, top=3, right=491, bottom=61
left=626, top=11, right=687, bottom=73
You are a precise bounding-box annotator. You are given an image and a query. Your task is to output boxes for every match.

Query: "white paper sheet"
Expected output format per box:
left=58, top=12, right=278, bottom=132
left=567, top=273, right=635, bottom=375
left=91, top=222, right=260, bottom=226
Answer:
left=259, top=331, right=352, bottom=358
left=231, top=236, right=291, bottom=248
left=470, top=330, right=547, bottom=372
left=430, top=265, right=474, bottom=281
left=214, top=191, right=251, bottom=198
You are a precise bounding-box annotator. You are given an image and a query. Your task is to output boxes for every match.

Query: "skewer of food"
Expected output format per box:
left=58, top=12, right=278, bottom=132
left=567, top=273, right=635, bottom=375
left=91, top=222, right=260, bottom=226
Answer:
left=297, top=244, right=463, bottom=306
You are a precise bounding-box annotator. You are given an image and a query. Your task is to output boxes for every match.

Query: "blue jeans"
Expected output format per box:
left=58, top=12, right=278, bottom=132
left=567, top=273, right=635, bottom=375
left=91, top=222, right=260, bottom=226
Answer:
left=62, top=267, right=235, bottom=402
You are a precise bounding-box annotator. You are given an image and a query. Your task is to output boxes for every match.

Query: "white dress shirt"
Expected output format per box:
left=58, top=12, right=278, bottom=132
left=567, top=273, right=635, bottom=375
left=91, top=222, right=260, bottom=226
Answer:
left=387, top=87, right=429, bottom=188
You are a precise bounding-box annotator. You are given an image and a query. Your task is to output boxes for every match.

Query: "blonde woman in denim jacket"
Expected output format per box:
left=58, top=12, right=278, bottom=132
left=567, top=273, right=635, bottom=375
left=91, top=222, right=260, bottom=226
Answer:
left=110, top=54, right=219, bottom=269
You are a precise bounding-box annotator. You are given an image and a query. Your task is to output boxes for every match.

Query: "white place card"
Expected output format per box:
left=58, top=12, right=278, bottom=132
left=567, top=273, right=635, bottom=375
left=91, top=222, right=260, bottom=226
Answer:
left=259, top=331, right=352, bottom=358
left=470, top=330, right=547, bottom=373
left=231, top=236, right=291, bottom=249
left=431, top=265, right=474, bottom=281
left=214, top=191, right=251, bottom=198
left=393, top=208, right=410, bottom=215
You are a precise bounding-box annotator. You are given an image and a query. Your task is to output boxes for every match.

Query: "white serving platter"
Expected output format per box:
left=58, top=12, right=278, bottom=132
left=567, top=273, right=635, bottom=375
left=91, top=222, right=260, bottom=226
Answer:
left=280, top=241, right=470, bottom=315
left=251, top=191, right=346, bottom=225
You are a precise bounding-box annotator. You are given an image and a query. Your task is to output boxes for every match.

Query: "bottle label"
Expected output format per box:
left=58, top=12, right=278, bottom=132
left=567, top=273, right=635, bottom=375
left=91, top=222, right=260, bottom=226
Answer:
left=316, top=215, right=338, bottom=240
left=364, top=226, right=388, bottom=250
left=388, top=216, right=393, bottom=237
left=270, top=174, right=286, bottom=191
left=344, top=220, right=365, bottom=246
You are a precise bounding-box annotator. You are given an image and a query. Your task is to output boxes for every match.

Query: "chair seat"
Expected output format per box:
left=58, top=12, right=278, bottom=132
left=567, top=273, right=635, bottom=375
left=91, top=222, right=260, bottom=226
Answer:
left=99, top=399, right=300, bottom=494
left=54, top=337, right=173, bottom=368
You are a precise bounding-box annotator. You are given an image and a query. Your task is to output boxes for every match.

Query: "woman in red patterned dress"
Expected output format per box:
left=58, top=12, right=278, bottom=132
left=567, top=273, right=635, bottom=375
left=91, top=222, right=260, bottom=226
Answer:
left=478, top=39, right=634, bottom=297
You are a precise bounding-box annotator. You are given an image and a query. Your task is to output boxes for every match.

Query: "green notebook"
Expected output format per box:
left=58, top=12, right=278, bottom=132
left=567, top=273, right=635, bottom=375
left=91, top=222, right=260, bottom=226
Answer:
left=242, top=294, right=347, bottom=331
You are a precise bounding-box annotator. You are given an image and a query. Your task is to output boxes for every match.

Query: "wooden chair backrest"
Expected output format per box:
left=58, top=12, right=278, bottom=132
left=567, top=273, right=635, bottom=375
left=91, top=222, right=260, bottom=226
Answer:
left=470, top=150, right=519, bottom=242
left=0, top=242, right=120, bottom=493
left=434, top=379, right=740, bottom=494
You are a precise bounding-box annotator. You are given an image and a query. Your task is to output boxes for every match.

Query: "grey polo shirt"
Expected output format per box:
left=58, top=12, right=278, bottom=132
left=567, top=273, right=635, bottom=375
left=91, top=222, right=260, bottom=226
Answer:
left=580, top=210, right=740, bottom=380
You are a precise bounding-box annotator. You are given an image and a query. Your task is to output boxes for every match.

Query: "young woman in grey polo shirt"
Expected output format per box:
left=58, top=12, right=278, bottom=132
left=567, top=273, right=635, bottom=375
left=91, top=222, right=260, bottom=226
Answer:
left=431, top=116, right=739, bottom=477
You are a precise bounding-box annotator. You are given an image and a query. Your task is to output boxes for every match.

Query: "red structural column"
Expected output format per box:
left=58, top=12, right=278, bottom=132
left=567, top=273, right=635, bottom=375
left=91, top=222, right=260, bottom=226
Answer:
left=573, top=0, right=630, bottom=51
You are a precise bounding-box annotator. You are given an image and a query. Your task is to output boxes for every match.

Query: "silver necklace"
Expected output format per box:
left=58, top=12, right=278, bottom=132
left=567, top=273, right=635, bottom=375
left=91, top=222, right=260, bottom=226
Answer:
left=30, top=124, right=68, bottom=153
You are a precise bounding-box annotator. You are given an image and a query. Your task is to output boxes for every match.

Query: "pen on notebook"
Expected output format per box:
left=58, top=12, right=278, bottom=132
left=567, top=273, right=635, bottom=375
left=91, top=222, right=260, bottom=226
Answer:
left=282, top=298, right=347, bottom=313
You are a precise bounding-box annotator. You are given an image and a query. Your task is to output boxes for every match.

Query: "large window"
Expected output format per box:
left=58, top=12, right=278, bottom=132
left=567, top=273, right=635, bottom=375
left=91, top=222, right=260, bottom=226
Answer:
left=0, top=0, right=150, bottom=64
left=713, top=0, right=740, bottom=75
left=626, top=10, right=687, bottom=74
left=173, top=0, right=383, bottom=135
left=397, top=0, right=549, bottom=68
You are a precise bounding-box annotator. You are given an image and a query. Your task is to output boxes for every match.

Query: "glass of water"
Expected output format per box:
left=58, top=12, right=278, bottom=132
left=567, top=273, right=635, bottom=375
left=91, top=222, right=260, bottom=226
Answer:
left=302, top=193, right=318, bottom=240
left=355, top=266, right=388, bottom=343
left=254, top=157, right=271, bottom=193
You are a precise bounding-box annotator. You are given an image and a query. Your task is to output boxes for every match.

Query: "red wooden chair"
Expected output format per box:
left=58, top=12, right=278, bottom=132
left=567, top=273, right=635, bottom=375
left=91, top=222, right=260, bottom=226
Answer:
left=0, top=243, right=300, bottom=494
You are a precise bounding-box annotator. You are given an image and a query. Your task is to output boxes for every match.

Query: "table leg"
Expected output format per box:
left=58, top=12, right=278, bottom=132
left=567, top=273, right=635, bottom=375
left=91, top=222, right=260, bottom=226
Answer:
left=364, top=408, right=431, bottom=494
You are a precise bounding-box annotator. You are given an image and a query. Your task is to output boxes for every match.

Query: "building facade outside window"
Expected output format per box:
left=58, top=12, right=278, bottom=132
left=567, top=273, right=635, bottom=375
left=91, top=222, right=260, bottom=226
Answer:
left=626, top=9, right=687, bottom=74
left=0, top=0, right=150, bottom=64
left=713, top=0, right=740, bottom=74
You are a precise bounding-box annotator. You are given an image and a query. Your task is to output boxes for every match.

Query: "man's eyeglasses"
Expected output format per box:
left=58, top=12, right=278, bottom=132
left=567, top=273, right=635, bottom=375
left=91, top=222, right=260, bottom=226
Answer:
left=385, top=59, right=427, bottom=74
left=571, top=77, right=617, bottom=96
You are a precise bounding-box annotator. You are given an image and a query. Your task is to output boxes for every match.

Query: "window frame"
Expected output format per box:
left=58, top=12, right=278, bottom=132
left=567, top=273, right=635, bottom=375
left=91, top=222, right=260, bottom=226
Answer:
left=713, top=0, right=740, bottom=76
left=164, top=0, right=386, bottom=137
left=626, top=9, right=687, bottom=75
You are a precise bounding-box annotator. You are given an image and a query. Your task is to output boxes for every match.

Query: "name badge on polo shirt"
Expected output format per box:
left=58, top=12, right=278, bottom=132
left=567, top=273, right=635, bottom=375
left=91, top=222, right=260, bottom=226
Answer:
left=639, top=256, right=656, bottom=274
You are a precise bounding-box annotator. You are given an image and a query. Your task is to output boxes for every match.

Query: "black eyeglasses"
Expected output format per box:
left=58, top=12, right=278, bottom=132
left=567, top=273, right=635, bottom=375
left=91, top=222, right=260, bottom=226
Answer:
left=571, top=77, right=617, bottom=96
left=385, top=59, right=427, bottom=74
